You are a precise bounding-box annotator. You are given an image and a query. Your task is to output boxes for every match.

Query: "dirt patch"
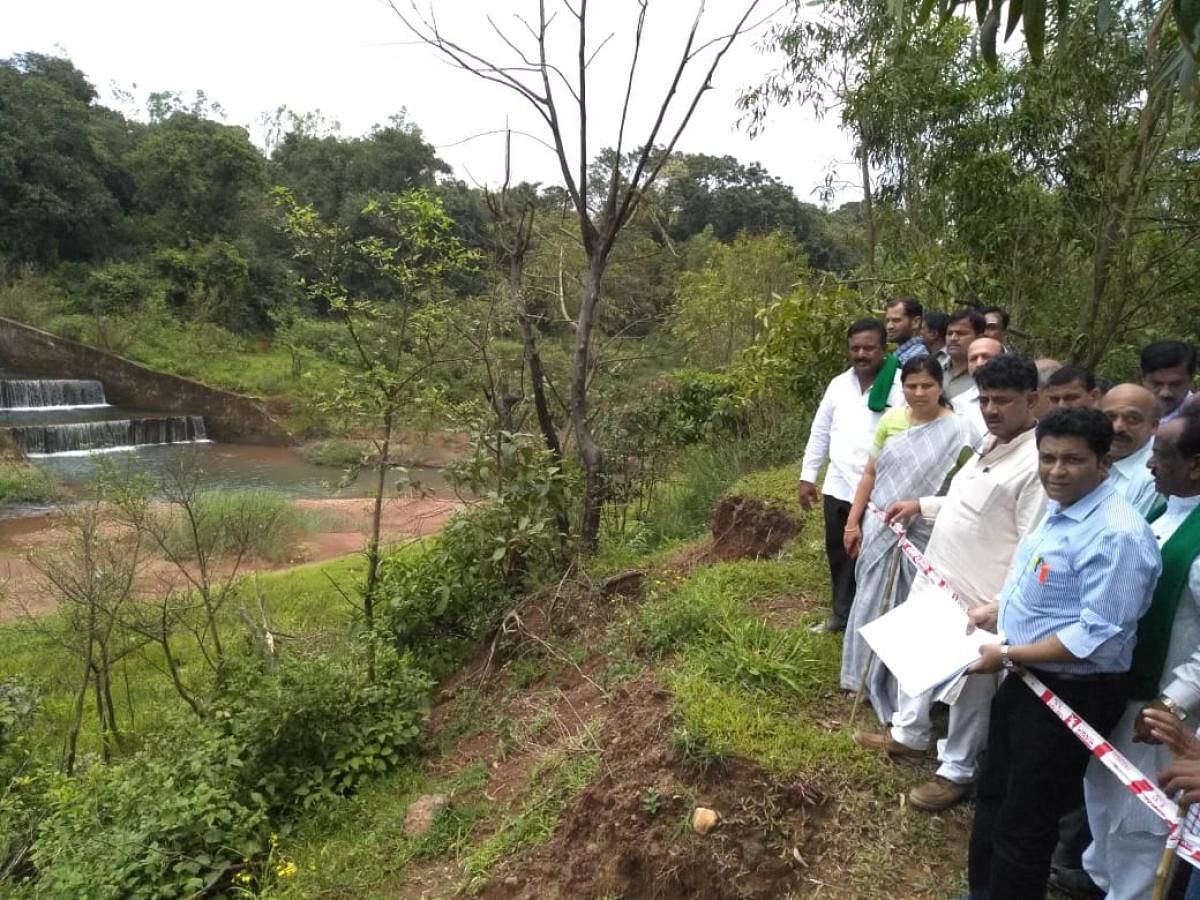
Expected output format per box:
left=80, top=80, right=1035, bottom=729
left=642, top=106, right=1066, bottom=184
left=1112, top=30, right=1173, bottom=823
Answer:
left=0, top=496, right=459, bottom=621
left=749, top=592, right=824, bottom=629
left=479, top=676, right=826, bottom=900
left=707, top=496, right=802, bottom=562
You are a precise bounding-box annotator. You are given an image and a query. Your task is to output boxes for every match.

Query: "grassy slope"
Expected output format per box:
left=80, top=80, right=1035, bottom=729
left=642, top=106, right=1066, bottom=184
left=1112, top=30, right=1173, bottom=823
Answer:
left=259, top=463, right=970, bottom=899
left=0, top=554, right=366, bottom=763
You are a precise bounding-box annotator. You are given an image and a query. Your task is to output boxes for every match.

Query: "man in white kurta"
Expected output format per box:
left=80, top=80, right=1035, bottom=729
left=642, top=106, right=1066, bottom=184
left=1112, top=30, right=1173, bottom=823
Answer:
left=1082, top=406, right=1200, bottom=899
left=852, top=355, right=1046, bottom=811
left=799, top=320, right=904, bottom=632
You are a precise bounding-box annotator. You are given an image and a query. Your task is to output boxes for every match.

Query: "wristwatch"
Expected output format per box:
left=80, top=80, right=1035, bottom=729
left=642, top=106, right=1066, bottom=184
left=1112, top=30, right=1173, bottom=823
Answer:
left=1000, top=644, right=1016, bottom=671
left=1160, top=696, right=1188, bottom=722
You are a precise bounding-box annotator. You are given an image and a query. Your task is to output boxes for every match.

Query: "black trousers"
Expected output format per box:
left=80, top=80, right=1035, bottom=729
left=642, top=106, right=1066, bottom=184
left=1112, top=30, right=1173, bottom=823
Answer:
left=822, top=494, right=856, bottom=629
left=967, top=669, right=1129, bottom=900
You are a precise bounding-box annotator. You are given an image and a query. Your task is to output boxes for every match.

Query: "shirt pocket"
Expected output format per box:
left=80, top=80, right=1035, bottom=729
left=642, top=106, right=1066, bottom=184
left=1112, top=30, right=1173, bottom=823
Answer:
left=957, top=472, right=999, bottom=518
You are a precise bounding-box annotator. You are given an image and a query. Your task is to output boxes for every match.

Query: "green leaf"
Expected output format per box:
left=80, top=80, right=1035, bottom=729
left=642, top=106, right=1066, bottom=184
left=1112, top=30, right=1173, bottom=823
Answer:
left=1005, top=0, right=1024, bottom=40
left=1025, top=0, right=1046, bottom=62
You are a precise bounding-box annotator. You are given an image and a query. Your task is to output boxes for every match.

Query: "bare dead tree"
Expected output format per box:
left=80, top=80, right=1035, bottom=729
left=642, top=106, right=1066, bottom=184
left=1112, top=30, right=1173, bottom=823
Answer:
left=389, top=0, right=765, bottom=549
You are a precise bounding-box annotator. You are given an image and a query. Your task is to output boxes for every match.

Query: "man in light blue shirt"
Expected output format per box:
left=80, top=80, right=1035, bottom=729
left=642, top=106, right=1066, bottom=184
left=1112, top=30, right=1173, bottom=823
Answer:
left=884, top=296, right=928, bottom=364
left=1102, top=383, right=1161, bottom=515
left=960, top=408, right=1161, bottom=900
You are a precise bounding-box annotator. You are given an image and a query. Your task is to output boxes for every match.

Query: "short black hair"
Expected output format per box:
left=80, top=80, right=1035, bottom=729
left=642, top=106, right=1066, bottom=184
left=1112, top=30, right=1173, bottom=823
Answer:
left=981, top=305, right=1010, bottom=329
left=900, top=353, right=944, bottom=384
left=847, top=318, right=886, bottom=345
left=947, top=308, right=986, bottom=335
left=1141, top=340, right=1197, bottom=376
left=974, top=355, right=1038, bottom=393
left=1036, top=407, right=1114, bottom=459
left=1178, top=402, right=1200, bottom=459
left=1046, top=365, right=1097, bottom=392
left=923, top=311, right=950, bottom=340
left=885, top=296, right=923, bottom=319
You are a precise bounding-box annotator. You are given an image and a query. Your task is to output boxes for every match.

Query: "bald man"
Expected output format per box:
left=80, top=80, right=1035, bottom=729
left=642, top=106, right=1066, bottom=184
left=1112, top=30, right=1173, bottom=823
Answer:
left=955, top=338, right=1005, bottom=443
left=1102, top=383, right=1162, bottom=515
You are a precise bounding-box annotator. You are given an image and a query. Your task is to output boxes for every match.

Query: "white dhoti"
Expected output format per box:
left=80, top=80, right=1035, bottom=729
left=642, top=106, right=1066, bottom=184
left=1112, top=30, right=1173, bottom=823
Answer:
left=1082, top=701, right=1172, bottom=900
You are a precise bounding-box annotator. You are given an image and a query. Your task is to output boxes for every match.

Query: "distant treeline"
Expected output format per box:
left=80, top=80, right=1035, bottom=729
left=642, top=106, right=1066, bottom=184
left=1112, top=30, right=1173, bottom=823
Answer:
left=0, top=53, right=862, bottom=335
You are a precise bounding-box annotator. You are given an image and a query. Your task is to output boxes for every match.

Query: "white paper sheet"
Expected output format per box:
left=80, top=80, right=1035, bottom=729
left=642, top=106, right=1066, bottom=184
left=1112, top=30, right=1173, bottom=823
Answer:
left=858, top=576, right=1001, bottom=700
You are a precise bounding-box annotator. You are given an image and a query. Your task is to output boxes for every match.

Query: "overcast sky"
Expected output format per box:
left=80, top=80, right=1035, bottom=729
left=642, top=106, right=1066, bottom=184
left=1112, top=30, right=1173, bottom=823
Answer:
left=4, top=0, right=856, bottom=205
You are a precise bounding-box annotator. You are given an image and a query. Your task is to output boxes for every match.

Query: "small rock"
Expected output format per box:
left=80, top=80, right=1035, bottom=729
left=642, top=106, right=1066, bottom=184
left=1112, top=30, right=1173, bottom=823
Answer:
left=503, top=875, right=521, bottom=887
left=404, top=793, right=450, bottom=836
left=692, top=807, right=719, bottom=835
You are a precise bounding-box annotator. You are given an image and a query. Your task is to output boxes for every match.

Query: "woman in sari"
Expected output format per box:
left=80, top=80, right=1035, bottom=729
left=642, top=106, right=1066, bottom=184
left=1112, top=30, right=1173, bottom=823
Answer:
left=838, top=355, right=972, bottom=723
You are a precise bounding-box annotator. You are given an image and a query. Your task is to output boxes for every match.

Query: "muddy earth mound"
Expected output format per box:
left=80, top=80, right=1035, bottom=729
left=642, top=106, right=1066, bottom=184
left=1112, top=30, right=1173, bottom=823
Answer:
left=707, top=496, right=802, bottom=562
left=480, top=677, right=825, bottom=899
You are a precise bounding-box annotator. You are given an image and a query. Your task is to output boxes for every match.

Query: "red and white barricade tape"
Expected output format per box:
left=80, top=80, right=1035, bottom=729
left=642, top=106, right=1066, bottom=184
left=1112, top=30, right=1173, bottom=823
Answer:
left=865, top=502, right=1200, bottom=867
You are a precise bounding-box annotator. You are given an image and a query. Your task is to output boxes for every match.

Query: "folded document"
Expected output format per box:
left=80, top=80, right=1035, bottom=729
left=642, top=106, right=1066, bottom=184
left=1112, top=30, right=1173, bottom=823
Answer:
left=858, top=577, right=1001, bottom=700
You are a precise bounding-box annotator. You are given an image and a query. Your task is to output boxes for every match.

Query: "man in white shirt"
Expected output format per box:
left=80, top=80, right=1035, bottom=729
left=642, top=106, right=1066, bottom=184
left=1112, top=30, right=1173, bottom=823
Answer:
left=799, top=319, right=902, bottom=632
left=1102, top=383, right=1161, bottom=515
left=955, top=337, right=1004, bottom=444
left=1082, top=403, right=1200, bottom=899
left=853, top=355, right=1047, bottom=813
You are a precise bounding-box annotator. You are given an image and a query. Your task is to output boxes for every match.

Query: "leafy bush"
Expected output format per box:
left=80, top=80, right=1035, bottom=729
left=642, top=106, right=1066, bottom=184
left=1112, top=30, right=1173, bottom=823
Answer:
left=297, top=438, right=371, bottom=469
left=0, top=461, right=57, bottom=503
left=164, top=489, right=316, bottom=563
left=31, top=651, right=431, bottom=898
left=382, top=434, right=572, bottom=675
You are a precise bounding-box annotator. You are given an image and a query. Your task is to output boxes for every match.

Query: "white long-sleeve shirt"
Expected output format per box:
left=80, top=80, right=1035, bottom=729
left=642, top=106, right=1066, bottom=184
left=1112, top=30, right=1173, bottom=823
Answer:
left=1108, top=440, right=1161, bottom=516
left=800, top=367, right=903, bottom=503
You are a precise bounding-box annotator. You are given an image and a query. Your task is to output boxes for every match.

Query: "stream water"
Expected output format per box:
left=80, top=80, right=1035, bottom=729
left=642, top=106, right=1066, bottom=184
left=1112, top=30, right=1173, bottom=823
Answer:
left=21, top=443, right=455, bottom=515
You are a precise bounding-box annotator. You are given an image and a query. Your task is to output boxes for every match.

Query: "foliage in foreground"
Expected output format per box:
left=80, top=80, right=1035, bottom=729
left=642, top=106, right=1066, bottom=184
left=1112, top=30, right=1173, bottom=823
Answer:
left=29, top=652, right=430, bottom=898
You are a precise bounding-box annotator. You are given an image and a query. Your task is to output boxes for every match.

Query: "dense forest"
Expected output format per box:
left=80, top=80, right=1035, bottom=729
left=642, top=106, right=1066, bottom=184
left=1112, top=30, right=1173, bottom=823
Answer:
left=2, top=0, right=1200, bottom=896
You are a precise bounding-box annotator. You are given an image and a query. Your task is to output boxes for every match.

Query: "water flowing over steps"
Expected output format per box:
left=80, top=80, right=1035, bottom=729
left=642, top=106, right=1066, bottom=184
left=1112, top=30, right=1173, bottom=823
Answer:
left=0, top=376, right=210, bottom=456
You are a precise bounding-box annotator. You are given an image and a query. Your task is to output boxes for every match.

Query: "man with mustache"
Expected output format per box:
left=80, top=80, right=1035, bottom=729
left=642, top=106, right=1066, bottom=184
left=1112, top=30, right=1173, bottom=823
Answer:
left=856, top=356, right=1046, bottom=815
left=1102, top=383, right=1161, bottom=516
left=1081, top=401, right=1200, bottom=899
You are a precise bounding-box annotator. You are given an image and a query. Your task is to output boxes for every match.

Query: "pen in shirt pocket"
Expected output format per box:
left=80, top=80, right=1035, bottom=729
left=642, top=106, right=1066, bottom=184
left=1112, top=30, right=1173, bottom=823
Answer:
left=1029, top=555, right=1051, bottom=584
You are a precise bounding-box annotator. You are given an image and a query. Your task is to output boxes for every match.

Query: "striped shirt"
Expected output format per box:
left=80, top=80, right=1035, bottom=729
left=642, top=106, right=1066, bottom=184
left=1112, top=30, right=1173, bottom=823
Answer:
left=895, top=336, right=929, bottom=364
left=998, top=479, right=1161, bottom=674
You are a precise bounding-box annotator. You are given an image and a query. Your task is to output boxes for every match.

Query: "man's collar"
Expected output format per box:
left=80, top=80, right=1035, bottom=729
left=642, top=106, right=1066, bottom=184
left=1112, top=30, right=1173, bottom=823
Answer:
left=1111, top=439, right=1154, bottom=474
left=1049, top=478, right=1116, bottom=522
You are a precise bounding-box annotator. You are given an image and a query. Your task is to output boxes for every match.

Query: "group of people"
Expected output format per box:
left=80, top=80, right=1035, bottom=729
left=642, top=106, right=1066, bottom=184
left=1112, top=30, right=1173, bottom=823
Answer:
left=799, top=296, right=1200, bottom=899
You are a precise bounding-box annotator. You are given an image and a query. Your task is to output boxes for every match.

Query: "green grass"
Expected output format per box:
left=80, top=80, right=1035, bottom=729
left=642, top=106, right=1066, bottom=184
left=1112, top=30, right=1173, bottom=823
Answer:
left=0, top=553, right=368, bottom=766
left=0, top=460, right=58, bottom=503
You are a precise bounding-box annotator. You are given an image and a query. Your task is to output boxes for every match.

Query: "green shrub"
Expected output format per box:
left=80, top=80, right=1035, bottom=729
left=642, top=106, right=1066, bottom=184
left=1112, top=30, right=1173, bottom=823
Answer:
left=31, top=651, right=431, bottom=898
left=297, top=439, right=371, bottom=469
left=0, top=461, right=57, bottom=504
left=164, top=489, right=315, bottom=563
left=383, top=435, right=573, bottom=675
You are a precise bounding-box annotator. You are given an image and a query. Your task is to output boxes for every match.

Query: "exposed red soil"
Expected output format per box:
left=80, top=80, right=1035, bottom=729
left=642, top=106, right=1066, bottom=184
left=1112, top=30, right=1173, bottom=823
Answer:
left=707, top=496, right=803, bottom=562
left=0, top=496, right=459, bottom=621
left=478, top=676, right=827, bottom=900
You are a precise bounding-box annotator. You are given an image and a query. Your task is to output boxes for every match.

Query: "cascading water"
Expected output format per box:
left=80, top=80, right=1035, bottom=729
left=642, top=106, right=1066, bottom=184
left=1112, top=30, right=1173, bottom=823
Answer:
left=0, top=378, right=107, bottom=410
left=0, top=375, right=210, bottom=456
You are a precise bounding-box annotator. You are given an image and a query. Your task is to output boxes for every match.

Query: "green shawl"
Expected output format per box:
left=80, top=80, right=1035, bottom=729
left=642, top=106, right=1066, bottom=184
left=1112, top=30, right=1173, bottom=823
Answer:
left=867, top=353, right=900, bottom=413
left=1129, top=499, right=1200, bottom=700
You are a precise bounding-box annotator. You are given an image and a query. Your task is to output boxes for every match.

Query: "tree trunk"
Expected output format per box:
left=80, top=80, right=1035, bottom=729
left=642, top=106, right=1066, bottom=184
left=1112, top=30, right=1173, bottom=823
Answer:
left=63, top=627, right=95, bottom=775
left=572, top=256, right=607, bottom=551
left=362, top=409, right=393, bottom=683
left=858, top=144, right=876, bottom=274
left=512, top=264, right=561, bottom=461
